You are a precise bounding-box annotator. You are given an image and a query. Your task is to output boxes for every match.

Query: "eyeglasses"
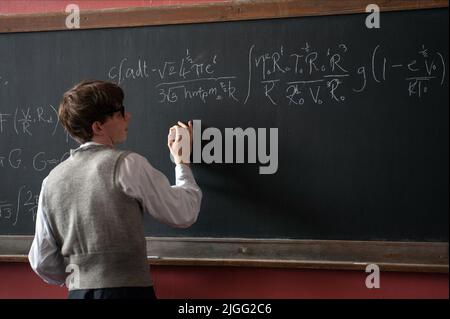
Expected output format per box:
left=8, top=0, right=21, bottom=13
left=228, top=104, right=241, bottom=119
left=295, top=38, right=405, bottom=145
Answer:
left=117, top=105, right=125, bottom=118
left=105, top=105, right=125, bottom=118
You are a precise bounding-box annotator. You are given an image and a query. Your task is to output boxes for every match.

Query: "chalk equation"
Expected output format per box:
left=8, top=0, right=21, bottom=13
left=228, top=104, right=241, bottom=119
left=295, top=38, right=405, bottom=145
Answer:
left=0, top=148, right=69, bottom=171
left=108, top=49, right=221, bottom=84
left=0, top=185, right=39, bottom=226
left=245, top=43, right=447, bottom=106
left=108, top=49, right=240, bottom=104
left=0, top=104, right=60, bottom=136
left=107, top=43, right=447, bottom=106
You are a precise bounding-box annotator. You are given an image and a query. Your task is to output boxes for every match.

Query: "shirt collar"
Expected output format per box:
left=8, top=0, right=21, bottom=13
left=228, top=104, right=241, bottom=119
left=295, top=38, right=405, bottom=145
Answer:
left=70, top=141, right=108, bottom=156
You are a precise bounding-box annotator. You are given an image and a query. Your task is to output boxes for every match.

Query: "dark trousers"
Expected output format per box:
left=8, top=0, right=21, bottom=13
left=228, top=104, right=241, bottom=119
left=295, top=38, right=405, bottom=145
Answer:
left=68, top=286, right=156, bottom=299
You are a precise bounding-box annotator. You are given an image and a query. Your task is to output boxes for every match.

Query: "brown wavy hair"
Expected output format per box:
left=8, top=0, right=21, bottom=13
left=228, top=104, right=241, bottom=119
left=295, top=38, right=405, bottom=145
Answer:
left=58, top=80, right=124, bottom=143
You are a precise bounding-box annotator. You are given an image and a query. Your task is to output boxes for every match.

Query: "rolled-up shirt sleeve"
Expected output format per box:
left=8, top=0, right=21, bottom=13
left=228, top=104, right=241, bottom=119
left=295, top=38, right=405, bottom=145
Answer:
left=117, top=153, right=202, bottom=228
left=28, top=178, right=67, bottom=286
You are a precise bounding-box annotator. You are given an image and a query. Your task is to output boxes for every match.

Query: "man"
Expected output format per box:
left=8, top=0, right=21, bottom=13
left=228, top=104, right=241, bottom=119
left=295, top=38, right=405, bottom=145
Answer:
left=28, top=80, right=202, bottom=299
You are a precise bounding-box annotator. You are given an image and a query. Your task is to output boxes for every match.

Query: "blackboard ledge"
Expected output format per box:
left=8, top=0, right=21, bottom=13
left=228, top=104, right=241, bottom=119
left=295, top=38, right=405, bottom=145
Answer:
left=0, top=236, right=447, bottom=273
left=148, top=258, right=448, bottom=273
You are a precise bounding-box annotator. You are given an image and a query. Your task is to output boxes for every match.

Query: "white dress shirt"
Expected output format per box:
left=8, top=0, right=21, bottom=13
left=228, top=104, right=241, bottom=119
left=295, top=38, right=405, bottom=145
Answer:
left=28, top=142, right=202, bottom=286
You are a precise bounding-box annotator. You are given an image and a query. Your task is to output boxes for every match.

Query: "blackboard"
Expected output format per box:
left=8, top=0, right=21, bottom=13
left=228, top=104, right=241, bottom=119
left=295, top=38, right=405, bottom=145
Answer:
left=0, top=6, right=448, bottom=244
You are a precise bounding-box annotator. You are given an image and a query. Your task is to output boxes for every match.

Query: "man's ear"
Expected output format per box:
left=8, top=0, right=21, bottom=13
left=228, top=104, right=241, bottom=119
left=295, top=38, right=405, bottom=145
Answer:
left=91, top=121, right=103, bottom=137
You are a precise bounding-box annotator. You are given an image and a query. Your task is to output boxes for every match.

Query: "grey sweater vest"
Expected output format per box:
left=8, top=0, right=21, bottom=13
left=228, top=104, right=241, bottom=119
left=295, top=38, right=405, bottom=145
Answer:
left=44, top=144, right=151, bottom=290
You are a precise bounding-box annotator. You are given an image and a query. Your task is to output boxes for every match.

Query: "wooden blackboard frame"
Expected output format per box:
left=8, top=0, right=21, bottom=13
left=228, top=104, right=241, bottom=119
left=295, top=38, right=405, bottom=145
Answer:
left=0, top=0, right=448, bottom=33
left=0, top=0, right=448, bottom=273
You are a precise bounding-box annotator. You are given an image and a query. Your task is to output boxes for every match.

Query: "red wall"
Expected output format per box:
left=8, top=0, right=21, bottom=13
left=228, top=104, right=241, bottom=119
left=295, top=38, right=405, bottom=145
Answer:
left=0, top=263, right=448, bottom=299
left=0, top=0, right=448, bottom=299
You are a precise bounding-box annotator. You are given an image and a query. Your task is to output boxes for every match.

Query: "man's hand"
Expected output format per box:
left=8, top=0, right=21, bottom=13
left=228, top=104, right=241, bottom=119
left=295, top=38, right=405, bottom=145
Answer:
left=168, top=120, right=193, bottom=165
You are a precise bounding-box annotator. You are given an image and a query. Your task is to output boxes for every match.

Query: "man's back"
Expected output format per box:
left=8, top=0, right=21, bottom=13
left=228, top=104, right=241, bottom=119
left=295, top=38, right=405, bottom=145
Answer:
left=44, top=144, right=151, bottom=290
